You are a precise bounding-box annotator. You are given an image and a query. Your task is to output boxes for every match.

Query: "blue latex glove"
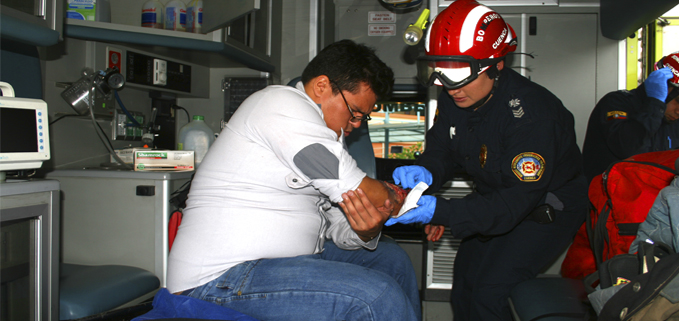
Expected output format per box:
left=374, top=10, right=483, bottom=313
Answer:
left=392, top=165, right=433, bottom=189
left=645, top=67, right=674, bottom=102
left=385, top=195, right=436, bottom=226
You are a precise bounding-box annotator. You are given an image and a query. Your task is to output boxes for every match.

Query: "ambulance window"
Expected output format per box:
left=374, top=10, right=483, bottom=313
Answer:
left=368, top=101, right=426, bottom=159
left=627, top=5, right=679, bottom=89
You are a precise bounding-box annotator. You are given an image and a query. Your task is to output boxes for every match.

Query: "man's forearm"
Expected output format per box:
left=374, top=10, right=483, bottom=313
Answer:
left=357, top=176, right=405, bottom=216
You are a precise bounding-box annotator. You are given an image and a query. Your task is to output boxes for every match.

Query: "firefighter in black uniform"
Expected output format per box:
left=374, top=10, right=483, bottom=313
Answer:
left=385, top=1, right=589, bottom=320
left=582, top=52, right=679, bottom=183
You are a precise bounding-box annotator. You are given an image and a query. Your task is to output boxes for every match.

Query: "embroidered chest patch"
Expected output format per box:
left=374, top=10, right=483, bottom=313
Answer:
left=606, top=111, right=627, bottom=121
left=511, top=152, right=545, bottom=182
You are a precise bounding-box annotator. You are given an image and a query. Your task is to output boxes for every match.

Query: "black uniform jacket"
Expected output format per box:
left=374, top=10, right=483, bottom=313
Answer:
left=581, top=84, right=679, bottom=183
left=421, top=67, right=588, bottom=239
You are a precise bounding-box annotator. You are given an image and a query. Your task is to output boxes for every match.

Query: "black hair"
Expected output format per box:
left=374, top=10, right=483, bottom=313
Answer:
left=485, top=57, right=506, bottom=79
left=486, top=64, right=500, bottom=79
left=666, top=86, right=679, bottom=104
left=301, top=39, right=395, bottom=101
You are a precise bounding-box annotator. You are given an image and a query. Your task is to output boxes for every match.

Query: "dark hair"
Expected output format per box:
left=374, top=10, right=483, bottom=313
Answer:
left=301, top=39, right=395, bottom=101
left=485, top=57, right=506, bottom=79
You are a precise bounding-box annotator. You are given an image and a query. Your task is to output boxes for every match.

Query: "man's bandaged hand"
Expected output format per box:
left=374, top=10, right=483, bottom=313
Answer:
left=385, top=195, right=436, bottom=226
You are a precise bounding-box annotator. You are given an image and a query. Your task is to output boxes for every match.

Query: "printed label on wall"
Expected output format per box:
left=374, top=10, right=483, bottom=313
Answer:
left=368, top=11, right=396, bottom=23
left=368, top=24, right=396, bottom=36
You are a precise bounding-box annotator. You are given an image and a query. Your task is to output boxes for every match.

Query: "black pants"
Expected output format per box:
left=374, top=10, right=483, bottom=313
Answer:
left=451, top=208, right=585, bottom=321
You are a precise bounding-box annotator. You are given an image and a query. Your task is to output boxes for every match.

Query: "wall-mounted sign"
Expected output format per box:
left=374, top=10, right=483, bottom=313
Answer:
left=368, top=11, right=396, bottom=23
left=368, top=24, right=396, bottom=36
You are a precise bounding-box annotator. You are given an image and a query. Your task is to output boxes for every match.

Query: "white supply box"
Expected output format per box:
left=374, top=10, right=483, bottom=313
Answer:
left=134, top=150, right=194, bottom=171
left=111, top=147, right=151, bottom=164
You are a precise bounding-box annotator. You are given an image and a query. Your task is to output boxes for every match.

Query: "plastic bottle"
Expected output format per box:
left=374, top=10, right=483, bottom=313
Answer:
left=141, top=0, right=164, bottom=29
left=178, top=115, right=215, bottom=167
left=186, top=0, right=203, bottom=33
left=164, top=0, right=186, bottom=32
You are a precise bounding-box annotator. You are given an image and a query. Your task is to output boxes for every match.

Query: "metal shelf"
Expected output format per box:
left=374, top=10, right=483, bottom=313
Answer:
left=0, top=8, right=60, bottom=47
left=63, top=19, right=275, bottom=73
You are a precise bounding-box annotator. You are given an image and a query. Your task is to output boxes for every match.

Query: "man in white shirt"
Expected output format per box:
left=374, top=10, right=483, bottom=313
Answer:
left=167, top=39, right=421, bottom=321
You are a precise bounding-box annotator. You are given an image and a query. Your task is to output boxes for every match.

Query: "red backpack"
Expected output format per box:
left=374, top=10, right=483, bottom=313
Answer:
left=561, top=150, right=679, bottom=280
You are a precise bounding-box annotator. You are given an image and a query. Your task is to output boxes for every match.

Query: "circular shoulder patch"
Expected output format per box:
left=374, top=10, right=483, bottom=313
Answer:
left=511, top=152, right=545, bottom=182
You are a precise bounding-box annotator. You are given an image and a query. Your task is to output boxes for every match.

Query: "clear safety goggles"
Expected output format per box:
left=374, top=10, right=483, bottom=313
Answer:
left=417, top=55, right=503, bottom=90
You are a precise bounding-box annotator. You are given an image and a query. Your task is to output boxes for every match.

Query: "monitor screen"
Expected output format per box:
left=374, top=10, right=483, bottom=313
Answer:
left=0, top=94, right=50, bottom=172
left=0, top=107, right=39, bottom=153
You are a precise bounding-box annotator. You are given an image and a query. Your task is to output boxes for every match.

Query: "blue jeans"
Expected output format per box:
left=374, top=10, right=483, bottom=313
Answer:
left=186, top=236, right=421, bottom=321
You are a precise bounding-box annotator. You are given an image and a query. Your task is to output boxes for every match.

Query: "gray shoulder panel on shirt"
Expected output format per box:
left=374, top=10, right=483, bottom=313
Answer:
left=293, top=143, right=340, bottom=179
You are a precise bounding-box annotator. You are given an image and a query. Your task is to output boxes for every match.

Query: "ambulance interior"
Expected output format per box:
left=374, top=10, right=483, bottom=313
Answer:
left=1, top=0, right=679, bottom=320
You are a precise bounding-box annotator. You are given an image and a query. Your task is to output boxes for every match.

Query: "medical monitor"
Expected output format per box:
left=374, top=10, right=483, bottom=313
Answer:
left=0, top=82, right=50, bottom=171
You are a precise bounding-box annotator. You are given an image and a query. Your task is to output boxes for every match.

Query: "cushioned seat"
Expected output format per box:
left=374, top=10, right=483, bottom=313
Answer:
left=60, top=263, right=160, bottom=320
left=508, top=277, right=589, bottom=321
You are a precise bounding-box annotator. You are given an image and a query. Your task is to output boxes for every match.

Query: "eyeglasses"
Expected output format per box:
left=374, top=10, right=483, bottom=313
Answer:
left=331, top=80, right=372, bottom=122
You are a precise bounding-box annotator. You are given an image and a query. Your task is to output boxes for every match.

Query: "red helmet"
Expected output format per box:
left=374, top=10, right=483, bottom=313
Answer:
left=655, top=52, right=679, bottom=87
left=418, top=0, right=517, bottom=89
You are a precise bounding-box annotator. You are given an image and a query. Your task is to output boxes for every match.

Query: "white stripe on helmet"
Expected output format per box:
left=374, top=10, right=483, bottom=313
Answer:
left=424, top=14, right=437, bottom=53
left=504, top=23, right=513, bottom=44
left=459, top=5, right=493, bottom=53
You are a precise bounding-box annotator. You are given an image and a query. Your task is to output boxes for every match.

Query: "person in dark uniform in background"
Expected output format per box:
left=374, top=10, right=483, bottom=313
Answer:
left=582, top=52, right=679, bottom=183
left=384, top=1, right=589, bottom=320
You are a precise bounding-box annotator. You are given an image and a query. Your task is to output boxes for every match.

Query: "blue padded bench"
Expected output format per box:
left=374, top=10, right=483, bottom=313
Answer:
left=60, top=263, right=160, bottom=320
left=508, top=277, right=589, bottom=321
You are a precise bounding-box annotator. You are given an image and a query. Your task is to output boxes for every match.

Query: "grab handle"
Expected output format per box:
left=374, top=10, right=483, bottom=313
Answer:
left=0, top=82, right=16, bottom=97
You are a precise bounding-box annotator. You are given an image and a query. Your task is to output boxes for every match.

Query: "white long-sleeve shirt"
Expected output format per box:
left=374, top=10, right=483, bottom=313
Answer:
left=166, top=83, right=378, bottom=293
